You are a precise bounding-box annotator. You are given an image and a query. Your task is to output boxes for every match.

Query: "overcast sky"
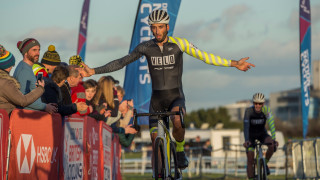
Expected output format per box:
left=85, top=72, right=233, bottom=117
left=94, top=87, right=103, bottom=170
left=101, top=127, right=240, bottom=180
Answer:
left=1, top=0, right=320, bottom=111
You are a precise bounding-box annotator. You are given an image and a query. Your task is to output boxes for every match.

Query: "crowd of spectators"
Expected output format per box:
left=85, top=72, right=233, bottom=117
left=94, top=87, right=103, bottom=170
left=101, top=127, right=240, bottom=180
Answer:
left=0, top=38, right=137, bottom=147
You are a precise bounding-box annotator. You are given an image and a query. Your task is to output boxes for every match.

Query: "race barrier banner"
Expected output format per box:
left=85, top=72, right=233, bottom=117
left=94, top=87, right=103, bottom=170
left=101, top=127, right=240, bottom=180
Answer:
left=112, top=134, right=122, bottom=180
left=100, top=122, right=112, bottom=180
left=8, top=109, right=62, bottom=180
left=4, top=110, right=122, bottom=179
left=63, top=115, right=85, bottom=179
left=0, top=109, right=9, bottom=180
left=85, top=116, right=100, bottom=179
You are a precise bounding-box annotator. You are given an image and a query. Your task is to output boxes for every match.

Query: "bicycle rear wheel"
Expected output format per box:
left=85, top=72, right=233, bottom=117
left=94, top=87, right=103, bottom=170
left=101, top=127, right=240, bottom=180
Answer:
left=169, top=142, right=181, bottom=180
left=154, top=138, right=165, bottom=180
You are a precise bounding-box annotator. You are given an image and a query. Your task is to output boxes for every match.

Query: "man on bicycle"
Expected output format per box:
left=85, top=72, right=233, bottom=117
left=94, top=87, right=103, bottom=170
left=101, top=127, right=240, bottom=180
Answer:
left=243, top=93, right=278, bottom=179
left=80, top=9, right=255, bottom=169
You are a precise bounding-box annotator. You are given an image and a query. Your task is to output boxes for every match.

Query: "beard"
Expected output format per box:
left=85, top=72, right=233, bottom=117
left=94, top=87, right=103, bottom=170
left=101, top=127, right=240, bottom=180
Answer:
left=155, top=30, right=168, bottom=43
left=26, top=53, right=39, bottom=63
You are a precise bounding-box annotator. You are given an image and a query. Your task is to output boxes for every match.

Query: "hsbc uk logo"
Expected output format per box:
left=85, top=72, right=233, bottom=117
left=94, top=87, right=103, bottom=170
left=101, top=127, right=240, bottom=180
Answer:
left=16, top=134, right=36, bottom=173
left=16, top=134, right=59, bottom=174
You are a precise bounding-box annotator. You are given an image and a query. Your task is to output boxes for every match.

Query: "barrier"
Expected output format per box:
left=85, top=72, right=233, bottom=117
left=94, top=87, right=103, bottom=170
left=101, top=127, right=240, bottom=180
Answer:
left=8, top=109, right=62, bottom=180
left=0, top=109, right=123, bottom=179
left=0, top=110, right=9, bottom=180
left=62, top=115, right=85, bottom=179
left=100, top=122, right=112, bottom=180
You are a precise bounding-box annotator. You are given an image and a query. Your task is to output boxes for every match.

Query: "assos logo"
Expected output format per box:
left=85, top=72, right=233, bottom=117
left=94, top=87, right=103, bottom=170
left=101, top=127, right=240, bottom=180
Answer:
left=16, top=134, right=36, bottom=174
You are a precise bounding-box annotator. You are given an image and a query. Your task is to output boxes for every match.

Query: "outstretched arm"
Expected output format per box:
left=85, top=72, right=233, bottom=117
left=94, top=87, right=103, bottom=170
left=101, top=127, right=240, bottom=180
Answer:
left=168, top=37, right=255, bottom=71
left=231, top=57, right=255, bottom=72
left=79, top=44, right=145, bottom=77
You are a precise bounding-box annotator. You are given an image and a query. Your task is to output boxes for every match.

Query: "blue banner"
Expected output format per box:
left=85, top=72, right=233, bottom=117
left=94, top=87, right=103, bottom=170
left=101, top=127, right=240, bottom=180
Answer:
left=123, top=0, right=181, bottom=125
left=77, top=0, right=90, bottom=62
left=299, top=0, right=311, bottom=138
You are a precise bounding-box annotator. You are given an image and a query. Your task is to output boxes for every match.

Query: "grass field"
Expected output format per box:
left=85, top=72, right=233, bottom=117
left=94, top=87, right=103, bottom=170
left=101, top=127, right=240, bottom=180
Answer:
left=122, top=173, right=286, bottom=180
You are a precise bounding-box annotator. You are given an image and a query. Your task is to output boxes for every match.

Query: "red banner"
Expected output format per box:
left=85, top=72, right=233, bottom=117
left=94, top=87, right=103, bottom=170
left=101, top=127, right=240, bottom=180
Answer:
left=0, top=109, right=9, bottom=180
left=8, top=109, right=62, bottom=180
left=84, top=116, right=100, bottom=179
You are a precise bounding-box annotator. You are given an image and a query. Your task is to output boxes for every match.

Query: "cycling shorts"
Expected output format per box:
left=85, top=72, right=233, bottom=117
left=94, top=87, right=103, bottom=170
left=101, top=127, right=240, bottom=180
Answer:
left=149, top=88, right=185, bottom=130
left=247, top=132, right=271, bottom=152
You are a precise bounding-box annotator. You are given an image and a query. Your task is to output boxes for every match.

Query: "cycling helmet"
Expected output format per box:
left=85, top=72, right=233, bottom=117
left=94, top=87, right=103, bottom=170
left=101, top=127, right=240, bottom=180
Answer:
left=148, top=9, right=170, bottom=25
left=252, top=93, right=265, bottom=103
left=69, top=55, right=83, bottom=67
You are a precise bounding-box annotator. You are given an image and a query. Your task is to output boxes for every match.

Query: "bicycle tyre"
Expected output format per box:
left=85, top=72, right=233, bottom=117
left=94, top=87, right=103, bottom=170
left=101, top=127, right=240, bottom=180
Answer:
left=169, top=142, right=180, bottom=179
left=259, top=159, right=267, bottom=180
left=154, top=138, right=165, bottom=180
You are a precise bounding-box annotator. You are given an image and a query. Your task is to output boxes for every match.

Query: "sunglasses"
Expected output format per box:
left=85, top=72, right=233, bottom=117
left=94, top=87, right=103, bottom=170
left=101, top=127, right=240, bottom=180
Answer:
left=254, top=102, right=263, bottom=106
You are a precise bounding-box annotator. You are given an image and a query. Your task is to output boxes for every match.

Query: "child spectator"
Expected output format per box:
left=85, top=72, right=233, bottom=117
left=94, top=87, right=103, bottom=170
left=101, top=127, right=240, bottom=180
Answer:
left=93, top=76, right=120, bottom=124
left=67, top=65, right=91, bottom=115
left=83, top=79, right=109, bottom=120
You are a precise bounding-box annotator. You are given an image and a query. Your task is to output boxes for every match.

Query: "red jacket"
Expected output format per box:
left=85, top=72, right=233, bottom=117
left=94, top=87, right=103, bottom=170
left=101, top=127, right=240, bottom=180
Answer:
left=70, top=82, right=90, bottom=116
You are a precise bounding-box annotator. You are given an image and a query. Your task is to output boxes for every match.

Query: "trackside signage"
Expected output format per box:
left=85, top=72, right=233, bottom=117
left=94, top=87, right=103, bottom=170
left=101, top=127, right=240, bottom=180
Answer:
left=101, top=123, right=112, bottom=180
left=8, top=109, right=62, bottom=179
left=0, top=110, right=9, bottom=180
left=63, top=117, right=84, bottom=179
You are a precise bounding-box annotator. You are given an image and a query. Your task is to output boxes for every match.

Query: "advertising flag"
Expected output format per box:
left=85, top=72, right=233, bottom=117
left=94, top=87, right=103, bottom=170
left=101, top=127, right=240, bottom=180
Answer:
left=77, top=0, right=90, bottom=62
left=123, top=0, right=181, bottom=125
left=299, top=0, right=311, bottom=138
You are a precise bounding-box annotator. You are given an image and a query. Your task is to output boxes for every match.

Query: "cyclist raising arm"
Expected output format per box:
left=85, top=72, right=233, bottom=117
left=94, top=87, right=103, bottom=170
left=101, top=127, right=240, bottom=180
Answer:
left=81, top=9, right=255, bottom=169
left=243, top=93, right=278, bottom=179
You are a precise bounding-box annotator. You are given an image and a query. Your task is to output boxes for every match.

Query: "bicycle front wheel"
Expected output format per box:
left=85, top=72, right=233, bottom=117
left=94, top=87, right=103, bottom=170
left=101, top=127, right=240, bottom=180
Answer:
left=169, top=142, right=181, bottom=180
left=154, top=138, right=165, bottom=180
left=258, top=159, right=267, bottom=180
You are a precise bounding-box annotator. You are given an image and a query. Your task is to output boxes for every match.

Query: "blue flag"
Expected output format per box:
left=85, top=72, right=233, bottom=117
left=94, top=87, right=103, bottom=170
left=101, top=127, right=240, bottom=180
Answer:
left=123, top=0, right=181, bottom=125
left=299, top=0, right=311, bottom=138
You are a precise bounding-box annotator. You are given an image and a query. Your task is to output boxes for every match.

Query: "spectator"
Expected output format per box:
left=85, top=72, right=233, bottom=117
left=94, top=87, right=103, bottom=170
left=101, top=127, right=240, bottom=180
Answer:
left=13, top=38, right=57, bottom=114
left=0, top=45, right=45, bottom=115
left=67, top=65, right=91, bottom=116
left=116, top=85, right=134, bottom=128
left=94, top=76, right=120, bottom=124
left=32, top=45, right=61, bottom=78
left=41, top=65, right=88, bottom=116
left=83, top=79, right=109, bottom=120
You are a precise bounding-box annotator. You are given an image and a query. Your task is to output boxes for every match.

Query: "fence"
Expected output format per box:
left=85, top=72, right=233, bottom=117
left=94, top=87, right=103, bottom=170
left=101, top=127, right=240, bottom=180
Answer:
left=120, top=138, right=320, bottom=179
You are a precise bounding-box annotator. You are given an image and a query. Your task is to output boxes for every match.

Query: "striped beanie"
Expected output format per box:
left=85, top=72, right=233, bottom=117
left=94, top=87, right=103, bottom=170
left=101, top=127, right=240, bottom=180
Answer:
left=41, top=45, right=61, bottom=66
left=0, top=45, right=15, bottom=70
left=17, top=38, right=40, bottom=55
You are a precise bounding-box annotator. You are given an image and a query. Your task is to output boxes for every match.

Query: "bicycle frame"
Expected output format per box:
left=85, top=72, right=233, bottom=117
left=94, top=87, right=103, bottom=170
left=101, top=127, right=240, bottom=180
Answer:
left=133, top=108, right=184, bottom=179
left=254, top=141, right=268, bottom=180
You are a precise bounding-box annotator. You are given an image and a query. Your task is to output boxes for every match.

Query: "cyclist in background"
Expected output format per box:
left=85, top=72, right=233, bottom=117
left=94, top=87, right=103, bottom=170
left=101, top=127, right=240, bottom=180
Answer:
left=80, top=9, right=255, bottom=170
left=243, top=93, right=278, bottom=179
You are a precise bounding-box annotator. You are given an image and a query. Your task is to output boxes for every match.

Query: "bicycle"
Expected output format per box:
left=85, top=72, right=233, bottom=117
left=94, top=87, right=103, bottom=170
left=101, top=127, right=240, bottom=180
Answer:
left=132, top=107, right=185, bottom=180
left=253, top=140, right=272, bottom=180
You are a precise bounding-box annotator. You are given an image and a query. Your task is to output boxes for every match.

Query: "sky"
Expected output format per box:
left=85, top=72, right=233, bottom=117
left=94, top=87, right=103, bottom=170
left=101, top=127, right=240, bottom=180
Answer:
left=1, top=0, right=320, bottom=111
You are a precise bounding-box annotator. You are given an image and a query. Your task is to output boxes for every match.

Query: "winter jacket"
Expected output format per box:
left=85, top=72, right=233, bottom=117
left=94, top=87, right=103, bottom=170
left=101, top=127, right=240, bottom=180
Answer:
left=0, top=69, right=44, bottom=114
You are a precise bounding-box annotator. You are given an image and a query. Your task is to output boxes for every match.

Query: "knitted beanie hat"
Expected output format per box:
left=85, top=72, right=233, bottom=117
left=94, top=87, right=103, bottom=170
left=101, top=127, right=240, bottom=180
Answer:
left=69, top=55, right=83, bottom=67
left=0, top=45, right=15, bottom=70
left=17, top=38, right=40, bottom=55
left=41, top=45, right=61, bottom=66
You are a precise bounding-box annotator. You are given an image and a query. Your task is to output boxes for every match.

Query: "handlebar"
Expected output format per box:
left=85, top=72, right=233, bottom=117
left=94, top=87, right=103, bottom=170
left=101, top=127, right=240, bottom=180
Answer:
left=132, top=107, right=185, bottom=131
